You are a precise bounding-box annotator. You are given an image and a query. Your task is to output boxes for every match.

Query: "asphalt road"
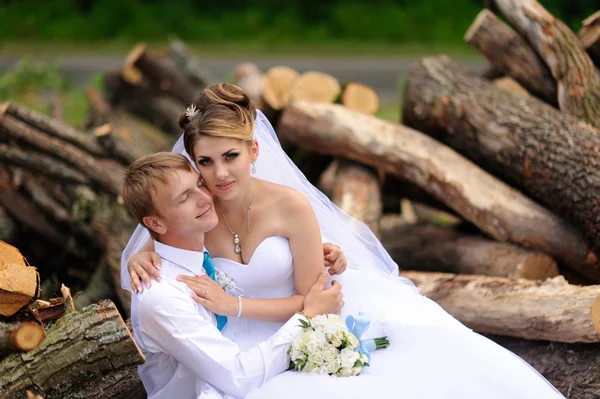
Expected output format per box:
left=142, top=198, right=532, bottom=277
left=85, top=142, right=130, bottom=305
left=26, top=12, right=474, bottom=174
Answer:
left=0, top=55, right=486, bottom=105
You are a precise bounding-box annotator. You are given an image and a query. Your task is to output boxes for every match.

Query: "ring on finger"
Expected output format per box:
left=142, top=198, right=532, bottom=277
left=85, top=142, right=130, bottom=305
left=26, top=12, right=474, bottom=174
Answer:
left=204, top=289, right=209, bottom=297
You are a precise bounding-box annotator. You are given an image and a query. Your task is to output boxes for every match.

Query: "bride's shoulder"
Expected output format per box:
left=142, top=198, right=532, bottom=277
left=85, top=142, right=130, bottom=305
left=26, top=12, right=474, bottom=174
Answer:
left=258, top=179, right=311, bottom=213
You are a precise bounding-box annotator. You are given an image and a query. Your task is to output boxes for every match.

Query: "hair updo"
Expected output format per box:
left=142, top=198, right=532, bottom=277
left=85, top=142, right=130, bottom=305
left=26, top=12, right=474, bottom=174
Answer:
left=179, top=83, right=256, bottom=161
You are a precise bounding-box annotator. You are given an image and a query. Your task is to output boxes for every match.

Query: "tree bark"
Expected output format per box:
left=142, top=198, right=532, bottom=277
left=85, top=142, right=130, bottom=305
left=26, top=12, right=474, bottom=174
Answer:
left=278, top=101, right=591, bottom=275
left=485, top=0, right=600, bottom=128
left=579, top=11, right=600, bottom=68
left=103, top=70, right=183, bottom=136
left=402, top=55, right=600, bottom=276
left=465, top=9, right=557, bottom=105
left=330, top=161, right=382, bottom=237
left=124, top=43, right=196, bottom=105
left=382, top=222, right=558, bottom=279
left=0, top=300, right=145, bottom=399
left=0, top=321, right=45, bottom=357
left=0, top=113, right=122, bottom=196
left=1, top=101, right=106, bottom=157
left=401, top=271, right=600, bottom=343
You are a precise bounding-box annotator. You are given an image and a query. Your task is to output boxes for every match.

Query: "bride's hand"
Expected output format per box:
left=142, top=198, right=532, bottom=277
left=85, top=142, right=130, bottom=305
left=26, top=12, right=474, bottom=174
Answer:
left=178, top=275, right=238, bottom=317
left=129, top=251, right=162, bottom=293
left=323, top=243, right=347, bottom=275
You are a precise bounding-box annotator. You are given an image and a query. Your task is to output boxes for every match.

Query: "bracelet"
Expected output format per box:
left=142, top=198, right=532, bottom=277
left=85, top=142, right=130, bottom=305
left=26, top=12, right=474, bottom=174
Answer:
left=236, top=296, right=243, bottom=318
left=296, top=311, right=312, bottom=320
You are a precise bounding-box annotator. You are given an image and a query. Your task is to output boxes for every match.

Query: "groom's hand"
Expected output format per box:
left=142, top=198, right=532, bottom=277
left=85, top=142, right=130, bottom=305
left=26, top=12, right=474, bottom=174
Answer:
left=323, top=243, right=347, bottom=275
left=302, top=272, right=343, bottom=318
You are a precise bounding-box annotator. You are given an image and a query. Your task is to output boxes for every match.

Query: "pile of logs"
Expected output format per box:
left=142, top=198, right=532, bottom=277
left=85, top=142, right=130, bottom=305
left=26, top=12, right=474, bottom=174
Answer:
left=1, top=0, right=600, bottom=397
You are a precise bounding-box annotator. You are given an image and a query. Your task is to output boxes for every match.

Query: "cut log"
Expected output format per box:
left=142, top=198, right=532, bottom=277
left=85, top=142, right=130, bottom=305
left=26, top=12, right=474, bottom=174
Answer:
left=124, top=43, right=196, bottom=104
left=0, top=322, right=45, bottom=356
left=0, top=113, right=122, bottom=195
left=486, top=0, right=600, bottom=128
left=401, top=271, right=600, bottom=343
left=0, top=101, right=106, bottom=157
left=402, top=55, right=600, bottom=276
left=338, top=82, right=380, bottom=114
left=0, top=168, right=68, bottom=246
left=465, top=9, right=556, bottom=105
left=382, top=222, right=558, bottom=279
left=289, top=71, right=341, bottom=104
left=0, top=143, right=90, bottom=185
left=278, top=101, right=592, bottom=276
left=233, top=62, right=265, bottom=109
left=262, top=66, right=300, bottom=111
left=0, top=263, right=39, bottom=317
left=0, top=299, right=145, bottom=399
left=93, top=123, right=137, bottom=166
left=103, top=70, right=183, bottom=136
left=579, top=11, right=600, bottom=67
left=331, top=161, right=382, bottom=237
left=168, top=39, right=214, bottom=88
left=488, top=335, right=599, bottom=399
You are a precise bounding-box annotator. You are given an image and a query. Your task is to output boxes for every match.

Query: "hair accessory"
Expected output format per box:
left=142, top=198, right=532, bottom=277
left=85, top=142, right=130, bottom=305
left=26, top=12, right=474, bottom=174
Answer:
left=185, top=104, right=200, bottom=120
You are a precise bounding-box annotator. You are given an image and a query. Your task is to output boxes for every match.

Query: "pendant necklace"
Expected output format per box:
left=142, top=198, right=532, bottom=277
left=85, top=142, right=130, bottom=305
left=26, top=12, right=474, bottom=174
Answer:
left=216, top=179, right=256, bottom=254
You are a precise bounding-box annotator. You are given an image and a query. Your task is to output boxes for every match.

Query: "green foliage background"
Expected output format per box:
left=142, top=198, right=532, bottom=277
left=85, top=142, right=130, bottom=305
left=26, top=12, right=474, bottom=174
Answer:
left=0, top=0, right=595, bottom=45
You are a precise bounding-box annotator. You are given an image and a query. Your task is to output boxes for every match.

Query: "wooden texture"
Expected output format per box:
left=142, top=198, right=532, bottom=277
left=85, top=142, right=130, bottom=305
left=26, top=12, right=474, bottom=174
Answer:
left=382, top=222, right=559, bottom=279
left=402, top=55, right=600, bottom=276
left=579, top=11, right=600, bottom=67
left=486, top=0, right=600, bottom=127
left=465, top=9, right=557, bottom=105
left=278, top=101, right=591, bottom=274
left=0, top=300, right=145, bottom=399
left=0, top=322, right=45, bottom=355
left=402, top=271, right=600, bottom=343
left=331, top=161, right=382, bottom=237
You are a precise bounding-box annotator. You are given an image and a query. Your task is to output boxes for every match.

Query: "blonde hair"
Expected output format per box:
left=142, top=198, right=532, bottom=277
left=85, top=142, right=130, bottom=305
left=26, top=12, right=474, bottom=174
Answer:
left=122, top=152, right=194, bottom=238
left=180, top=83, right=256, bottom=160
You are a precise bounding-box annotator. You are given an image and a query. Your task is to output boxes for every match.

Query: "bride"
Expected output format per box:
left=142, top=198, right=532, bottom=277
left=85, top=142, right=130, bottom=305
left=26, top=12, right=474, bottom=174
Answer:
left=122, top=83, right=565, bottom=398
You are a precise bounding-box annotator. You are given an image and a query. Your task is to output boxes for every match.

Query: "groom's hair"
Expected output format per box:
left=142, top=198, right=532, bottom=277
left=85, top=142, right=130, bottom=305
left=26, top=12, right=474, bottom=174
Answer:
left=122, top=152, right=194, bottom=238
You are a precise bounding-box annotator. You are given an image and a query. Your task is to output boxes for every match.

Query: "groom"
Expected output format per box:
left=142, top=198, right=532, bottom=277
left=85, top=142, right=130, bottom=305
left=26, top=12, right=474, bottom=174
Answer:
left=121, top=152, right=344, bottom=399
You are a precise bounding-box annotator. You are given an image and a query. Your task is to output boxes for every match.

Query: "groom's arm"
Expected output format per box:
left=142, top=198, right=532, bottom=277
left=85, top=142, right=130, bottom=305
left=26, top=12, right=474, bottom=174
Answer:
left=138, top=283, right=303, bottom=398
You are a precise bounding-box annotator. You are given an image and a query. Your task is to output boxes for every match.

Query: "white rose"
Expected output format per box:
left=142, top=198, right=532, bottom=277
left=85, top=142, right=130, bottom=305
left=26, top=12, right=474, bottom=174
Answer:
left=327, top=333, right=342, bottom=347
left=359, top=353, right=369, bottom=365
left=305, top=330, right=326, bottom=353
left=322, top=344, right=339, bottom=362
left=339, top=347, right=360, bottom=369
left=308, top=348, right=324, bottom=365
left=324, top=358, right=341, bottom=375
left=352, top=366, right=363, bottom=376
left=336, top=367, right=353, bottom=377
left=289, top=346, right=306, bottom=362
left=304, top=362, right=319, bottom=373
left=346, top=333, right=360, bottom=349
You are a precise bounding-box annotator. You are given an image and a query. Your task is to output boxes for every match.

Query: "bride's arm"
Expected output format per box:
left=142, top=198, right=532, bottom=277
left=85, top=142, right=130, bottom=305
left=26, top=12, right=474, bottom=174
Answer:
left=180, top=191, right=328, bottom=323
left=128, top=237, right=161, bottom=293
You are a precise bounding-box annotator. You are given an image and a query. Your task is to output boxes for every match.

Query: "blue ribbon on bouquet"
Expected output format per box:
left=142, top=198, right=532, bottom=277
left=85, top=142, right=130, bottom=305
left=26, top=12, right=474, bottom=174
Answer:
left=345, top=313, right=377, bottom=363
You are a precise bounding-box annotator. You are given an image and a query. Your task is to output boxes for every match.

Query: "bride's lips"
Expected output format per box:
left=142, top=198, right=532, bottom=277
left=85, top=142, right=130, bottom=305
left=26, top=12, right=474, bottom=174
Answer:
left=215, top=181, right=234, bottom=191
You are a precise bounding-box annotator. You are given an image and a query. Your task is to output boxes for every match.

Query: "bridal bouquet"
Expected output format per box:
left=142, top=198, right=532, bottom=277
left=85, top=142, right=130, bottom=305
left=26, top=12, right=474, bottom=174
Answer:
left=289, top=313, right=389, bottom=377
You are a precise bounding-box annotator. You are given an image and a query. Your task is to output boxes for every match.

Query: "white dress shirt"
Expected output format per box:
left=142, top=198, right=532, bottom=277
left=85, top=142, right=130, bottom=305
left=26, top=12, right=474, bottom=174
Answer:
left=130, top=240, right=305, bottom=399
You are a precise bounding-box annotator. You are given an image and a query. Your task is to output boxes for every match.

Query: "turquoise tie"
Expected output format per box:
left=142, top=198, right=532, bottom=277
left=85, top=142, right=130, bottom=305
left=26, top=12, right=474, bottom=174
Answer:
left=203, top=251, right=227, bottom=331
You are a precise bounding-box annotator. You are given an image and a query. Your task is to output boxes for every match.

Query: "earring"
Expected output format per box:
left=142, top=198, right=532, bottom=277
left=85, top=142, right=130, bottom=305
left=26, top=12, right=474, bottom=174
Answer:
left=251, top=162, right=256, bottom=174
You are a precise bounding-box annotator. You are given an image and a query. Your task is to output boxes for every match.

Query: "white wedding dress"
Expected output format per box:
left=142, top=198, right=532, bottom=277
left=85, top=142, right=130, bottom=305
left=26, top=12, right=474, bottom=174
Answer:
left=215, top=236, right=564, bottom=399
left=122, top=109, right=566, bottom=399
